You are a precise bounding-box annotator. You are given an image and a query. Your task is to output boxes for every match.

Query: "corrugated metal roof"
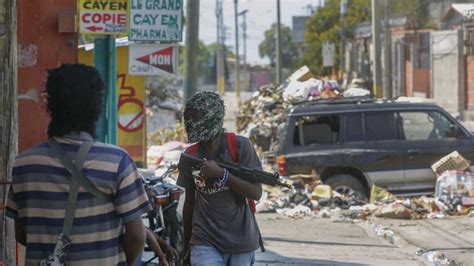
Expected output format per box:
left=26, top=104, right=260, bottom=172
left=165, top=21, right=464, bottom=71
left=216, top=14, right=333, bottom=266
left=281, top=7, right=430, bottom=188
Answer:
left=78, top=37, right=131, bottom=51
left=445, top=4, right=474, bottom=19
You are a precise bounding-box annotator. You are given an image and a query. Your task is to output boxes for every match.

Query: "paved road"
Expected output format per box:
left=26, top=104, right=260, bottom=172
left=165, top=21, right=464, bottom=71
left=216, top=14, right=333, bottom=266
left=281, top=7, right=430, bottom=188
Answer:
left=254, top=213, right=474, bottom=266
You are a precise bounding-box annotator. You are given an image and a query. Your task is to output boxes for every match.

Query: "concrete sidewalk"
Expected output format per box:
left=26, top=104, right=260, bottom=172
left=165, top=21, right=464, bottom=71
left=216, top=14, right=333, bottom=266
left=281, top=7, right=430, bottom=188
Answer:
left=255, top=213, right=422, bottom=266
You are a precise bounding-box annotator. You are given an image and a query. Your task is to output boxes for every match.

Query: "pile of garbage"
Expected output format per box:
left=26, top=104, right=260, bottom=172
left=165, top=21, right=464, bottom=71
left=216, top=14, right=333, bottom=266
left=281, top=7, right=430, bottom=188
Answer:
left=146, top=76, right=183, bottom=134
left=146, top=140, right=188, bottom=169
left=257, top=151, right=474, bottom=220
left=148, top=123, right=187, bottom=147
left=237, top=66, right=370, bottom=151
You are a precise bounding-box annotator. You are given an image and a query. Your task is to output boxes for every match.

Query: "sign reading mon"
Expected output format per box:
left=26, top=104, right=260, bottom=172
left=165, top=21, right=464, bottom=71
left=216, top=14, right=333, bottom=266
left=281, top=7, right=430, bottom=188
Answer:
left=79, top=0, right=128, bottom=34
left=129, top=44, right=178, bottom=76
left=130, top=0, right=183, bottom=41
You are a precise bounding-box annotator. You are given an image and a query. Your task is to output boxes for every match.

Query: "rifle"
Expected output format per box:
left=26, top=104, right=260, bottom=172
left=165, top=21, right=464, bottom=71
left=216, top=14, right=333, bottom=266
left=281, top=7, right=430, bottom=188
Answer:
left=178, top=153, right=291, bottom=188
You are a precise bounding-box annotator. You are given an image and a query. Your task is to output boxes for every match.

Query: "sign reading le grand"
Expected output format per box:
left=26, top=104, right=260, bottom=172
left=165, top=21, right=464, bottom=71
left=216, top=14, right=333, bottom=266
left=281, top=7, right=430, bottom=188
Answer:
left=130, top=0, right=183, bottom=41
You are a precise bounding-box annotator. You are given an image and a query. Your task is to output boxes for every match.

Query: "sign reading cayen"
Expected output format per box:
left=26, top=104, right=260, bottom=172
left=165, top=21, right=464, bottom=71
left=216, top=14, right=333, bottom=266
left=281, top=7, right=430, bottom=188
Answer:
left=129, top=0, right=183, bottom=41
left=79, top=0, right=128, bottom=34
left=129, top=44, right=178, bottom=76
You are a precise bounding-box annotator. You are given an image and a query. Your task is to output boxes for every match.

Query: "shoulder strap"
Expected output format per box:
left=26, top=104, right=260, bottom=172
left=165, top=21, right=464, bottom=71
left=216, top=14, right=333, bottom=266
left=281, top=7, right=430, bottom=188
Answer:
left=62, top=141, right=92, bottom=236
left=48, top=139, right=112, bottom=202
left=226, top=132, right=239, bottom=163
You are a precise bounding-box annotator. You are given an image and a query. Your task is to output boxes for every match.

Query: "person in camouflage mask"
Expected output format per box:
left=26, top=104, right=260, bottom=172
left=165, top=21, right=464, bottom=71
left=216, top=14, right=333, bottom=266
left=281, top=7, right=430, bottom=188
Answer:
left=179, top=91, right=263, bottom=265
left=183, top=91, right=225, bottom=143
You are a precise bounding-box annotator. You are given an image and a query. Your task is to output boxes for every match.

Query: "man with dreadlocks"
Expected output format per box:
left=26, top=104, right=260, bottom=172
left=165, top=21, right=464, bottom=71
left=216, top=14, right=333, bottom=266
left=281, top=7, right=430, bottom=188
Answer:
left=177, top=91, right=263, bottom=266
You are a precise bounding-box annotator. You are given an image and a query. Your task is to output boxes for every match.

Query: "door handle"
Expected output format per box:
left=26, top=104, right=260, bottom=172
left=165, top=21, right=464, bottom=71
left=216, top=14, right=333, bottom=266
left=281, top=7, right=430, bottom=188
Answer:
left=408, top=150, right=419, bottom=156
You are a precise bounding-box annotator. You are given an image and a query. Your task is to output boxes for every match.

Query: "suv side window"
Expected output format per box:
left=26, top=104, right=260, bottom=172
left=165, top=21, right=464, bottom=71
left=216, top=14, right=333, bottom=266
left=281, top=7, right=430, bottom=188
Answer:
left=344, top=113, right=365, bottom=142
left=364, top=111, right=399, bottom=141
left=399, top=111, right=466, bottom=140
left=293, top=115, right=341, bottom=146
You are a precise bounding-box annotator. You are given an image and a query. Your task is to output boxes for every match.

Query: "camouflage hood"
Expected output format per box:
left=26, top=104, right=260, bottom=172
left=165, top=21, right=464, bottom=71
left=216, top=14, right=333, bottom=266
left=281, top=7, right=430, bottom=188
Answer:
left=184, top=91, right=225, bottom=143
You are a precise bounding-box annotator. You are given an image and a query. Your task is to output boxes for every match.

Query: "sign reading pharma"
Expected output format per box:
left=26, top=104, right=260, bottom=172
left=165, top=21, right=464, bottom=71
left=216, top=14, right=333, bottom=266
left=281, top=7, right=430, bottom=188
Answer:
left=79, top=0, right=128, bottom=34
left=129, top=44, right=178, bottom=75
left=129, top=0, right=183, bottom=41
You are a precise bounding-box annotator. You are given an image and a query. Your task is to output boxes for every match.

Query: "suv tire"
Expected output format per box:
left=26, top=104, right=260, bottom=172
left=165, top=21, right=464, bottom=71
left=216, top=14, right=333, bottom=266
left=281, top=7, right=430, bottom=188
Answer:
left=325, top=174, right=368, bottom=202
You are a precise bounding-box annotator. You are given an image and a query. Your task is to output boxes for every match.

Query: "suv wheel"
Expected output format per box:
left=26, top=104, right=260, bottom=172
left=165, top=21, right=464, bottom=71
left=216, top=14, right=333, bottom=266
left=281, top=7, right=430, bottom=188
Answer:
left=324, top=174, right=368, bottom=202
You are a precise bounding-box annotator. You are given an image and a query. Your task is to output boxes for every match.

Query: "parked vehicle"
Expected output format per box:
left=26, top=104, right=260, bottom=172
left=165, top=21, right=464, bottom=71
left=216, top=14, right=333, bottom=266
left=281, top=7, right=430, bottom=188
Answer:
left=139, top=165, right=185, bottom=265
left=275, top=97, right=474, bottom=200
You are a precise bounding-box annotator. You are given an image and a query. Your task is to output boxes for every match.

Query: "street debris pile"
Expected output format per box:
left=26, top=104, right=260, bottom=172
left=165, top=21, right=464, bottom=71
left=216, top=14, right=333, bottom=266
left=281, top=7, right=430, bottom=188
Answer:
left=257, top=151, right=474, bottom=221
left=146, top=140, right=188, bottom=169
left=146, top=76, right=183, bottom=136
left=146, top=76, right=182, bottom=113
left=237, top=66, right=370, bottom=152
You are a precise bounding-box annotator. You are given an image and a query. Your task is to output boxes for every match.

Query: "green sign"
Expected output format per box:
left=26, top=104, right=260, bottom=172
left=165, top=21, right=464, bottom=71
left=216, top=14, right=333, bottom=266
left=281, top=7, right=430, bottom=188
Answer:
left=129, top=0, right=183, bottom=41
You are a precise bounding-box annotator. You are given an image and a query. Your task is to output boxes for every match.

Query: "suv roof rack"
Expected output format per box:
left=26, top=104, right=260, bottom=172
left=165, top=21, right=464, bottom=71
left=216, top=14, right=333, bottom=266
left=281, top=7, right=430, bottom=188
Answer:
left=294, top=96, right=375, bottom=106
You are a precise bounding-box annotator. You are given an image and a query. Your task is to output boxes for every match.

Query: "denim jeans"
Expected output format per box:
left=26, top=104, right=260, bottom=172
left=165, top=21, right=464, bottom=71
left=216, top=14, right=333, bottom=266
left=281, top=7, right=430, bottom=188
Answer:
left=191, top=245, right=255, bottom=266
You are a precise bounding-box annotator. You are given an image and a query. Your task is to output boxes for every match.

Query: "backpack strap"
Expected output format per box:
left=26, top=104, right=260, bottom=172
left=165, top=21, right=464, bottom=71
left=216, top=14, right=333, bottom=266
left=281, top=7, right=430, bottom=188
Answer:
left=226, top=132, right=239, bottom=163
left=186, top=143, right=198, bottom=156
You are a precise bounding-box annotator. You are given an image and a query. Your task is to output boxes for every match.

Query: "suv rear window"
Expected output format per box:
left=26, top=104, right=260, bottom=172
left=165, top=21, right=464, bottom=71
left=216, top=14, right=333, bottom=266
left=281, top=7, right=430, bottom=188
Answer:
left=293, top=115, right=340, bottom=145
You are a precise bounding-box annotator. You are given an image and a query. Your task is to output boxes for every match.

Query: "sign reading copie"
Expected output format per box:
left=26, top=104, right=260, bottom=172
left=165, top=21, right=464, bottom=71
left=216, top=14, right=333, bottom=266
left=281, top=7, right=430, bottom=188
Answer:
left=129, top=44, right=178, bottom=76
left=79, top=0, right=128, bottom=34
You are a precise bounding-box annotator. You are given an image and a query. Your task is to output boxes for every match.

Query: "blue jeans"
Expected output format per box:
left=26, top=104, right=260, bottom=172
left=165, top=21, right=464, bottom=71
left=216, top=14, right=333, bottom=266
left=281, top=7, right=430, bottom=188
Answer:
left=191, top=245, right=255, bottom=266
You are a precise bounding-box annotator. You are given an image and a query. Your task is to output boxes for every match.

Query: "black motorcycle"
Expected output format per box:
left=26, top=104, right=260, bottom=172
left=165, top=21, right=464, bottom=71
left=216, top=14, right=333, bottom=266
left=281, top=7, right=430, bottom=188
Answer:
left=140, top=165, right=185, bottom=265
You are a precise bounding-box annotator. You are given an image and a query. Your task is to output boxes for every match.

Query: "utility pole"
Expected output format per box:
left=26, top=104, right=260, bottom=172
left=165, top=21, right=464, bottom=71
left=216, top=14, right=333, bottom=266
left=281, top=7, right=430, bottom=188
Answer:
left=340, top=0, right=347, bottom=80
left=216, top=0, right=225, bottom=95
left=0, top=0, right=17, bottom=264
left=383, top=0, right=392, bottom=98
left=371, top=0, right=383, bottom=98
left=184, top=0, right=200, bottom=102
left=239, top=9, right=249, bottom=91
left=233, top=0, right=241, bottom=103
left=94, top=36, right=117, bottom=144
left=275, top=0, right=282, bottom=84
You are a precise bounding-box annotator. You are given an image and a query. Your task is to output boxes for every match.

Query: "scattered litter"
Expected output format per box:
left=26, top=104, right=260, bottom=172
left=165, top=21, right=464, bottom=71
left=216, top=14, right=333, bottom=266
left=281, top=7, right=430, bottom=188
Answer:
left=276, top=205, right=312, bottom=219
left=435, top=171, right=474, bottom=213
left=372, top=224, right=395, bottom=244
left=417, top=248, right=457, bottom=265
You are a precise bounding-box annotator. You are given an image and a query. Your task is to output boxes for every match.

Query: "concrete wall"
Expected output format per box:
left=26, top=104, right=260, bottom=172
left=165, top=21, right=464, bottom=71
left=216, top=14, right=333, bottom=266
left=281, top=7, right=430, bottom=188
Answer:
left=431, top=29, right=465, bottom=116
left=467, top=56, right=474, bottom=110
left=17, top=0, right=77, bottom=152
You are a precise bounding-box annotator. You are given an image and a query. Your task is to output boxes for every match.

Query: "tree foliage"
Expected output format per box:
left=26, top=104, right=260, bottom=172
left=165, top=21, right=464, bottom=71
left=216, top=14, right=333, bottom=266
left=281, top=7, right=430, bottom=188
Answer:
left=301, top=0, right=370, bottom=76
left=259, top=23, right=298, bottom=69
left=178, top=40, right=212, bottom=77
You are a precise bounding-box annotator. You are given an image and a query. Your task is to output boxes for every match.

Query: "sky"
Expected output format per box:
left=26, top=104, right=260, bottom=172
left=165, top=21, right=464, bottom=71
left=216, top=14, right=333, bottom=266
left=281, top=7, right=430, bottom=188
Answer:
left=196, top=0, right=322, bottom=65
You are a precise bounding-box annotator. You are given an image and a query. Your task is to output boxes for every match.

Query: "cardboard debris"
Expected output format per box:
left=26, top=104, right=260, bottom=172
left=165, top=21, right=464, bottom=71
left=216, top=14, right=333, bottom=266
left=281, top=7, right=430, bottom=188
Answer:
left=374, top=203, right=412, bottom=219
left=370, top=185, right=397, bottom=204
left=431, top=151, right=471, bottom=176
left=311, top=185, right=332, bottom=201
left=287, top=65, right=315, bottom=82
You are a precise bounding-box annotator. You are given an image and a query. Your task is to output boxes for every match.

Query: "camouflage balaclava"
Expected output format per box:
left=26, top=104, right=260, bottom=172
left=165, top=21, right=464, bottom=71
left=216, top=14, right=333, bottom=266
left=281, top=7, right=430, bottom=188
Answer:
left=184, top=91, right=225, bottom=143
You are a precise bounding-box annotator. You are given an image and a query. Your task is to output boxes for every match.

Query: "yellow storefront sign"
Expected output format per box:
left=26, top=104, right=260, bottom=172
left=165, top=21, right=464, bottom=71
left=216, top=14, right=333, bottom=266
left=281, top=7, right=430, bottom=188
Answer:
left=79, top=0, right=129, bottom=34
left=79, top=45, right=146, bottom=166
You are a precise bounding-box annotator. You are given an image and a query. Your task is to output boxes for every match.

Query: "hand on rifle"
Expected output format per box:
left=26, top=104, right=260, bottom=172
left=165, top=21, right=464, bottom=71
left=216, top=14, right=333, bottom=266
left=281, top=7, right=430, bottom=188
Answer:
left=199, top=159, right=224, bottom=180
